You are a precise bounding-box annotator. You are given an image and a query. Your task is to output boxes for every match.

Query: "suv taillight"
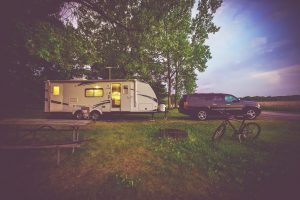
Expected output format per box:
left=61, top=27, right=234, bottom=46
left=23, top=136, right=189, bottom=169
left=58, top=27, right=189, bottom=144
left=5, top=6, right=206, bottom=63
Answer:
left=183, top=101, right=188, bottom=109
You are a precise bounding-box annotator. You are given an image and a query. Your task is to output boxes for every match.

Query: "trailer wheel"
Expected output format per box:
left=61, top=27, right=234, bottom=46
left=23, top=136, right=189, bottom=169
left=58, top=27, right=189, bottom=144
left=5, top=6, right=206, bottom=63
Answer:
left=74, top=111, right=84, bottom=120
left=90, top=111, right=101, bottom=121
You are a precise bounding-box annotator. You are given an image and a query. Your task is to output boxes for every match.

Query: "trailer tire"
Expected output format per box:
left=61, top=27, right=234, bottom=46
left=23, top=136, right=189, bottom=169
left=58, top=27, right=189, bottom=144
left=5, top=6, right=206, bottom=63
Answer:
left=74, top=110, right=84, bottom=120
left=90, top=111, right=101, bottom=121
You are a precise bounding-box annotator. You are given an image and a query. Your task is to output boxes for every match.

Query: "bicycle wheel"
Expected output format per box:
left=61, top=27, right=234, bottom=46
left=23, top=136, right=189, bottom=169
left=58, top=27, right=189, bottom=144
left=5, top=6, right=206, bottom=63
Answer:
left=212, top=124, right=226, bottom=143
left=241, top=122, right=261, bottom=140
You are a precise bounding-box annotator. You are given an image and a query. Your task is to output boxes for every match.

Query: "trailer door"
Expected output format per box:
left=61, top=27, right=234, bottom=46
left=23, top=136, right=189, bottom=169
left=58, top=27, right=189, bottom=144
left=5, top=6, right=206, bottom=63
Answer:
left=121, top=83, right=131, bottom=111
left=50, top=83, right=63, bottom=112
left=111, top=83, right=121, bottom=111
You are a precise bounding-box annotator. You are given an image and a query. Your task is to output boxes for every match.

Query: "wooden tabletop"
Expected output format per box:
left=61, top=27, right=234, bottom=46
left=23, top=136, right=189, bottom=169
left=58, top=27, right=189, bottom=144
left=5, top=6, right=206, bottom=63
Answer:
left=0, top=118, right=92, bottom=126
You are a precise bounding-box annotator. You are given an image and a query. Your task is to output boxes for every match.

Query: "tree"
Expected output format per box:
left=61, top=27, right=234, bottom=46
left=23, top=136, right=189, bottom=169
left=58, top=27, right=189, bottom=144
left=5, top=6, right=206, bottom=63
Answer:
left=141, top=1, right=192, bottom=108
left=140, top=0, right=222, bottom=109
left=0, top=0, right=222, bottom=111
left=1, top=0, right=63, bottom=109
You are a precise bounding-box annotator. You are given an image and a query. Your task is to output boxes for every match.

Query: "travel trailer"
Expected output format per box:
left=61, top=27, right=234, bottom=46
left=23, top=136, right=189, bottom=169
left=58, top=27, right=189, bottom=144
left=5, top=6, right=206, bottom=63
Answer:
left=44, top=79, right=160, bottom=120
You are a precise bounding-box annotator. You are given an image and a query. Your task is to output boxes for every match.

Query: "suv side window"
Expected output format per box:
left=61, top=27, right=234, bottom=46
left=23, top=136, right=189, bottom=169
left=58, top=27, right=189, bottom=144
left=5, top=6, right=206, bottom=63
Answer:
left=225, top=95, right=238, bottom=103
left=213, top=95, right=223, bottom=102
left=203, top=95, right=211, bottom=101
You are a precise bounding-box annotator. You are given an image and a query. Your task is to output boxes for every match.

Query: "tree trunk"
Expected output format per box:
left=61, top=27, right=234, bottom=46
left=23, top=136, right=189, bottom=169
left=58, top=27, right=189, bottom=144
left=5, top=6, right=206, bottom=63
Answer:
left=167, top=52, right=172, bottom=109
left=174, top=63, right=178, bottom=108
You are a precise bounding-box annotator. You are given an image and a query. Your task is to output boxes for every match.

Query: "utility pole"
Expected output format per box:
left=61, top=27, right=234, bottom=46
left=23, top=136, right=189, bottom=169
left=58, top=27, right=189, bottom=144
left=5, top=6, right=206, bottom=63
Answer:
left=105, top=66, right=119, bottom=80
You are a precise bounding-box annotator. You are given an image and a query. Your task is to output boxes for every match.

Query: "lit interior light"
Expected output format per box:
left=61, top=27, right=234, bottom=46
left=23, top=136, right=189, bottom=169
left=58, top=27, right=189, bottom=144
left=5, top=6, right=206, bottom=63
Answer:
left=94, top=89, right=103, bottom=97
left=112, top=92, right=121, bottom=101
left=53, top=86, right=60, bottom=96
left=85, top=89, right=94, bottom=97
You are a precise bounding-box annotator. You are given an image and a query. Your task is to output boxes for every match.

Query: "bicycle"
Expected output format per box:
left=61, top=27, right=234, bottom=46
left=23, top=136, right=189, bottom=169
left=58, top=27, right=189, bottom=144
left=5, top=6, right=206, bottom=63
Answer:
left=211, top=112, right=261, bottom=143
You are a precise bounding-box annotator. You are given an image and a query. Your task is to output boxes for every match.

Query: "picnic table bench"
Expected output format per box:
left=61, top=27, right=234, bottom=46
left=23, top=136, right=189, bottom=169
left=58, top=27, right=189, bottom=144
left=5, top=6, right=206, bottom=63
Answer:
left=0, top=118, right=92, bottom=164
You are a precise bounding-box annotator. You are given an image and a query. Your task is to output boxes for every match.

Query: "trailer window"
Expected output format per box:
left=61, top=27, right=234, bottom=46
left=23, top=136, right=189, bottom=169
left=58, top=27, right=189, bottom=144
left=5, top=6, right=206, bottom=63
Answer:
left=53, top=86, right=60, bottom=96
left=85, top=88, right=103, bottom=97
left=94, top=89, right=103, bottom=97
left=123, top=85, right=128, bottom=94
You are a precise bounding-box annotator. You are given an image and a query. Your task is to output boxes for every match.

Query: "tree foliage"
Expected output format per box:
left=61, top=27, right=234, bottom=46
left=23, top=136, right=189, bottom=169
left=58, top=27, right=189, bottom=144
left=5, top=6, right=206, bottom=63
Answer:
left=1, top=0, right=222, bottom=109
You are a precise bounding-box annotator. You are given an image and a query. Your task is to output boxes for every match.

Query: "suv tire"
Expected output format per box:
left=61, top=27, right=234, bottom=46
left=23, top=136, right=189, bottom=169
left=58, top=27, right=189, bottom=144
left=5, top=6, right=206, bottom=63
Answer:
left=195, top=110, right=208, bottom=121
left=245, top=108, right=258, bottom=120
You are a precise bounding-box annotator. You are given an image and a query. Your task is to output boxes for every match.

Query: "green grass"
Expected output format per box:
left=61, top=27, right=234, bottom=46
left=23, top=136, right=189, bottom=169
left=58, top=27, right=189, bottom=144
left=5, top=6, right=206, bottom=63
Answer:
left=1, top=110, right=300, bottom=200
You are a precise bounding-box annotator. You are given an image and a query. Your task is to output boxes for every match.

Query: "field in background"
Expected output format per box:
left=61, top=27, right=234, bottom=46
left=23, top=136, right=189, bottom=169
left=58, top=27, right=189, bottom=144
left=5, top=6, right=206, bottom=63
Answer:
left=0, top=110, right=299, bottom=200
left=259, top=100, right=300, bottom=113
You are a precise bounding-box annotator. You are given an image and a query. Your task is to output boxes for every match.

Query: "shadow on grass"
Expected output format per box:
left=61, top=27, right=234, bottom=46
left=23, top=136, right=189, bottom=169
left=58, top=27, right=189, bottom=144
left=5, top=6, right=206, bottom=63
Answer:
left=1, top=110, right=299, bottom=200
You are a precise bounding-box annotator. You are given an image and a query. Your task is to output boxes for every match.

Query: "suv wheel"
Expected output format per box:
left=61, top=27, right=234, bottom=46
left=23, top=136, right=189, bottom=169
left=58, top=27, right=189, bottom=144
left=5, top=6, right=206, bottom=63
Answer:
left=245, top=108, right=257, bottom=120
left=196, top=110, right=207, bottom=121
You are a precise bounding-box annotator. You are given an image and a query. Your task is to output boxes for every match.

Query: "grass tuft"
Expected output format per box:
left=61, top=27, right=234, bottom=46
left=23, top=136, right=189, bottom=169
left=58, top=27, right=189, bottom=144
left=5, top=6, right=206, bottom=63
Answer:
left=0, top=110, right=300, bottom=199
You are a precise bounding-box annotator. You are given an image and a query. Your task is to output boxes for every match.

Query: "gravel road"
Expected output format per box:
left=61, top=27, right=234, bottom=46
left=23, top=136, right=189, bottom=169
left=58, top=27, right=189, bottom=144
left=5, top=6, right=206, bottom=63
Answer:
left=259, top=111, right=300, bottom=121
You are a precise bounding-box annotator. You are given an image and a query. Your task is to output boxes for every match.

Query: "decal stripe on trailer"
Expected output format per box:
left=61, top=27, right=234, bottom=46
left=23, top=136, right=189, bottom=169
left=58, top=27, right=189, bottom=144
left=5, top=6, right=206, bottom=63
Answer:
left=137, top=94, right=158, bottom=103
left=93, top=100, right=111, bottom=108
left=50, top=100, right=69, bottom=106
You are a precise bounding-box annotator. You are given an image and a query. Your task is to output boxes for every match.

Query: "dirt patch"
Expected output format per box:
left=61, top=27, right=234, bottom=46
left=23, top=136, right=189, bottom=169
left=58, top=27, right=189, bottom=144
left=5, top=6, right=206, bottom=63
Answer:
left=158, top=128, right=188, bottom=139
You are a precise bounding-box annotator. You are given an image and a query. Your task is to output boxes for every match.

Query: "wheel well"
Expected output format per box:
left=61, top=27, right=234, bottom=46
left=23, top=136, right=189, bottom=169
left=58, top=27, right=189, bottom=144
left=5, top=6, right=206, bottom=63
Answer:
left=198, top=107, right=209, bottom=111
left=73, top=110, right=83, bottom=115
left=189, top=107, right=209, bottom=115
left=244, top=107, right=258, bottom=112
left=90, top=109, right=102, bottom=115
left=196, top=107, right=209, bottom=113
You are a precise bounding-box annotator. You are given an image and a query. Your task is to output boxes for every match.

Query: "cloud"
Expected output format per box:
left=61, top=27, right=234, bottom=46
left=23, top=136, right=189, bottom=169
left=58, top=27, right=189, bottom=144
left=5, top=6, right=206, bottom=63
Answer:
left=250, top=64, right=300, bottom=84
left=264, top=39, right=291, bottom=53
left=197, top=83, right=216, bottom=92
left=250, top=37, right=292, bottom=56
left=251, top=37, right=267, bottom=48
left=197, top=63, right=300, bottom=97
left=197, top=0, right=300, bottom=96
left=251, top=70, right=280, bottom=84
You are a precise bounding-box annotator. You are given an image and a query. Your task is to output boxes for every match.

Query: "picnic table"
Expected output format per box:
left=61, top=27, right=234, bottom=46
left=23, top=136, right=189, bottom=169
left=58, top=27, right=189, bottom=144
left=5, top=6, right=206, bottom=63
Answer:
left=0, top=118, right=92, bottom=164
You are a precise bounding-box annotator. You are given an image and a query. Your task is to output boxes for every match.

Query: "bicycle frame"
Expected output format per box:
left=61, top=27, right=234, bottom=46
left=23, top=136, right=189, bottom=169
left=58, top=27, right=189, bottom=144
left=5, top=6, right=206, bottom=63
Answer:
left=212, top=112, right=261, bottom=143
left=222, top=117, right=247, bottom=136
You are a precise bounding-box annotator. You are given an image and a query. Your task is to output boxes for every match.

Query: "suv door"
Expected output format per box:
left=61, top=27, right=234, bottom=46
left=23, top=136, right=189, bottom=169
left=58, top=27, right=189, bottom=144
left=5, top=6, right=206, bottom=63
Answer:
left=210, top=94, right=226, bottom=112
left=224, top=94, right=243, bottom=114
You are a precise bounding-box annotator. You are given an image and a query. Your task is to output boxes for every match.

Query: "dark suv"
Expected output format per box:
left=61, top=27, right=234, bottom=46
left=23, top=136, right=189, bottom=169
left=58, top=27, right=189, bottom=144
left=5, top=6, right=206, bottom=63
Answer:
left=178, top=93, right=261, bottom=120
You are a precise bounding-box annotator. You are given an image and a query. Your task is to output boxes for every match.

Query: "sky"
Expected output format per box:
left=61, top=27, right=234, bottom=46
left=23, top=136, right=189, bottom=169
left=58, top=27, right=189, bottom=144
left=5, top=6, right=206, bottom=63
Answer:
left=196, top=0, right=300, bottom=97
